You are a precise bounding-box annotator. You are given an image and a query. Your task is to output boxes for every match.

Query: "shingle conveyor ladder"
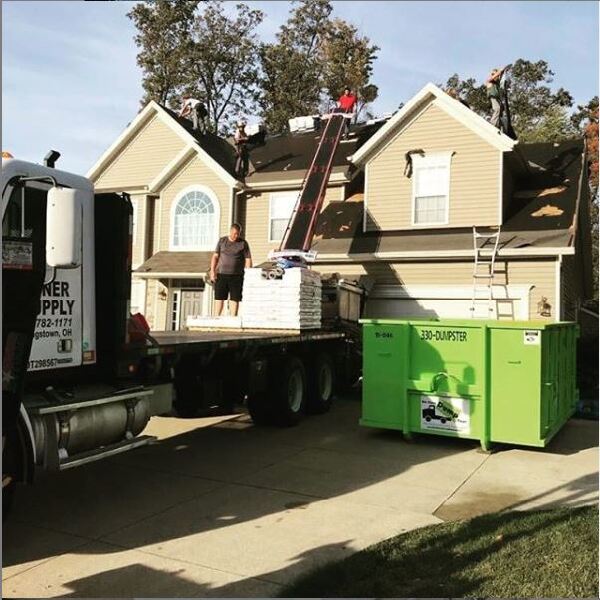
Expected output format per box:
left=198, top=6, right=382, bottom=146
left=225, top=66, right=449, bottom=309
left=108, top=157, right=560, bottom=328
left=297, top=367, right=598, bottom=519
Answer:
left=269, top=109, right=351, bottom=264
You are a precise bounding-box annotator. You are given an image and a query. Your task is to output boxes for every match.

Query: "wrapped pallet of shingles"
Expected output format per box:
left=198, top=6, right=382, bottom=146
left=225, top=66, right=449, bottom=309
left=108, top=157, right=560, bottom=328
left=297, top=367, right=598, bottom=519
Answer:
left=241, top=267, right=322, bottom=330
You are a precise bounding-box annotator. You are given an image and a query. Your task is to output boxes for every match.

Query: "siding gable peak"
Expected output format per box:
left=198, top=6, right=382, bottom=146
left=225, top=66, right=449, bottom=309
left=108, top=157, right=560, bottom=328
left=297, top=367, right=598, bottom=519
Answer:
left=350, top=83, right=516, bottom=166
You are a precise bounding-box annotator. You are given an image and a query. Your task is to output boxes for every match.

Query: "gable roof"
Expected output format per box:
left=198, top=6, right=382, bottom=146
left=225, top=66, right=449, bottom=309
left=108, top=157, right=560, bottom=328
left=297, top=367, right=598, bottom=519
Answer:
left=311, top=139, right=585, bottom=260
left=350, top=83, right=517, bottom=166
left=86, top=101, right=241, bottom=189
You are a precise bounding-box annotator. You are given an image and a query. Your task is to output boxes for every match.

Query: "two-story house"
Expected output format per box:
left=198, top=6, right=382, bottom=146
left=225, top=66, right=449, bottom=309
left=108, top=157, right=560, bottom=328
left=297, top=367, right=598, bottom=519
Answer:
left=88, top=83, right=594, bottom=331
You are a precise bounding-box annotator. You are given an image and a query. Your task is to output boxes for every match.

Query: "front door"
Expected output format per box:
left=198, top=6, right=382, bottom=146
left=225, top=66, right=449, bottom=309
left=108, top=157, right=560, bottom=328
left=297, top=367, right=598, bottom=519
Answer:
left=179, top=290, right=203, bottom=330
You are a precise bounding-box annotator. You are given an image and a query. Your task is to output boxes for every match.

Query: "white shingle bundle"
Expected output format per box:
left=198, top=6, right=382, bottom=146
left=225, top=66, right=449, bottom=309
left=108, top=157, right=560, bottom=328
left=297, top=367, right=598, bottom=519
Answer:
left=241, top=267, right=322, bottom=330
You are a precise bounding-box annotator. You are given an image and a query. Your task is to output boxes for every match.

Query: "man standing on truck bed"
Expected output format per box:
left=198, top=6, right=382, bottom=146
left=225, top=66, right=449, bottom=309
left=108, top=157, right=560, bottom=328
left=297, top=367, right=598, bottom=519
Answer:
left=210, top=223, right=252, bottom=316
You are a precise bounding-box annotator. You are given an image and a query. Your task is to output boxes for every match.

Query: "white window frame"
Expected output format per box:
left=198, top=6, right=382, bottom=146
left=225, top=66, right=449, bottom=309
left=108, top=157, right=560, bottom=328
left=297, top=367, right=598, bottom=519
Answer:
left=268, top=191, right=299, bottom=243
left=169, top=184, right=221, bottom=251
left=411, top=151, right=452, bottom=227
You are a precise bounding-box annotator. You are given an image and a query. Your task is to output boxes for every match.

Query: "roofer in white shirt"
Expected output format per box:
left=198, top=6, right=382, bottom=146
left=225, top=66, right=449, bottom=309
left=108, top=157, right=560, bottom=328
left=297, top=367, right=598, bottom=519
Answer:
left=179, top=97, right=208, bottom=134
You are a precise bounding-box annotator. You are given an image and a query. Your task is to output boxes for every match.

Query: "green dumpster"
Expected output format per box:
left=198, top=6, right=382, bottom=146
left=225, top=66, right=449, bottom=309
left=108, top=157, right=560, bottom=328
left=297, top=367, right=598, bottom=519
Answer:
left=360, top=319, right=578, bottom=451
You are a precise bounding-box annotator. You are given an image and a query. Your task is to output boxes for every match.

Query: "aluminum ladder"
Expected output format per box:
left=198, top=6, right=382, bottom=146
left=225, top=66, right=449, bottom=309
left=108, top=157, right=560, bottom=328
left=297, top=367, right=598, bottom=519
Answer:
left=470, top=226, right=501, bottom=318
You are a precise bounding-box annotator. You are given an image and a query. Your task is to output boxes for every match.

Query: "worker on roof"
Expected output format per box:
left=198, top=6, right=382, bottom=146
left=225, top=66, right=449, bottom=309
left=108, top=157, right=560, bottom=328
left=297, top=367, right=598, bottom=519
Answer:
left=336, top=86, right=357, bottom=139
left=486, top=65, right=510, bottom=129
left=210, top=223, right=252, bottom=317
left=446, top=87, right=471, bottom=109
left=179, top=97, right=208, bottom=134
left=234, top=120, right=250, bottom=179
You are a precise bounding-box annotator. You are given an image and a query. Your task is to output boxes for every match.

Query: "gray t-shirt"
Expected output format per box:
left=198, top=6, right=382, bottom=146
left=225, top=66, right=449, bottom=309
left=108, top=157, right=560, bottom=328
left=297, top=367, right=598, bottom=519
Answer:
left=215, top=236, right=251, bottom=275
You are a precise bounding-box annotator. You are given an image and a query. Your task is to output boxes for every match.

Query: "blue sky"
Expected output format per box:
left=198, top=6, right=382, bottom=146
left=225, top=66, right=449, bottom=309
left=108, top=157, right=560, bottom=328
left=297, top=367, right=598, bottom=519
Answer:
left=2, top=0, right=598, bottom=175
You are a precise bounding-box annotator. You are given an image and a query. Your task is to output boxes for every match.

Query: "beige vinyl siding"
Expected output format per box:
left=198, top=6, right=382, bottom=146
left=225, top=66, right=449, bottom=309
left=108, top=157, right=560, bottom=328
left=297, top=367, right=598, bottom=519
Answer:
left=158, top=155, right=232, bottom=252
left=143, top=279, right=169, bottom=331
left=130, top=194, right=147, bottom=269
left=365, top=101, right=501, bottom=231
left=95, top=115, right=186, bottom=190
left=244, top=185, right=343, bottom=263
left=313, top=258, right=557, bottom=321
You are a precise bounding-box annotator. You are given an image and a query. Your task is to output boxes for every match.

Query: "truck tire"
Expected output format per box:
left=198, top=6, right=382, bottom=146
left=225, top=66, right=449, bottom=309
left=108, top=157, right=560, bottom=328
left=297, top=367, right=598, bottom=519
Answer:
left=247, top=392, right=274, bottom=426
left=307, top=352, right=335, bottom=414
left=270, top=356, right=307, bottom=427
left=2, top=428, right=21, bottom=521
left=173, top=362, right=202, bottom=418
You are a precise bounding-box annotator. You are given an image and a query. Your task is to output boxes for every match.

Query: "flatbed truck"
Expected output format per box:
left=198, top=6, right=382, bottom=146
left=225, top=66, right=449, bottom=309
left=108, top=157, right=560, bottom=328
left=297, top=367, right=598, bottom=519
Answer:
left=2, top=154, right=361, bottom=516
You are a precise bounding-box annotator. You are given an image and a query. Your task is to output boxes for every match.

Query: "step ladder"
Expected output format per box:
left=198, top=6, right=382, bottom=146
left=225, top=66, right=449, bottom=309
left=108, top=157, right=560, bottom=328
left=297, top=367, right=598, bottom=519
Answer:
left=470, top=226, right=501, bottom=318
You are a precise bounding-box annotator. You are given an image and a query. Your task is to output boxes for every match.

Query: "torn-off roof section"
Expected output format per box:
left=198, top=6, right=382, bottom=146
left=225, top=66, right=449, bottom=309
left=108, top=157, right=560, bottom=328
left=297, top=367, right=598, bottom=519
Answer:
left=504, top=138, right=585, bottom=232
left=244, top=120, right=386, bottom=185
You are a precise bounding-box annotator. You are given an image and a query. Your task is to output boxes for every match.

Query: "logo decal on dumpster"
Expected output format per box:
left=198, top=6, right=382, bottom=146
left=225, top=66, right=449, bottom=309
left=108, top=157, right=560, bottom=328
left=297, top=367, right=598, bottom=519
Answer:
left=523, top=330, right=540, bottom=345
left=420, top=395, right=470, bottom=433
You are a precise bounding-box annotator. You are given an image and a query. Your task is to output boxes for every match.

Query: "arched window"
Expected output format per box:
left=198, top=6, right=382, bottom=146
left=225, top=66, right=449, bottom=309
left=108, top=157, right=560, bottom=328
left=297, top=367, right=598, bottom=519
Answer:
left=170, top=186, right=219, bottom=250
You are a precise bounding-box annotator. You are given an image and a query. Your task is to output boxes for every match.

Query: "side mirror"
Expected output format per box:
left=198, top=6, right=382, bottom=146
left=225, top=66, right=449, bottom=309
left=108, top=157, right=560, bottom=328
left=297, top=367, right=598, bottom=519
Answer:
left=46, top=187, right=83, bottom=268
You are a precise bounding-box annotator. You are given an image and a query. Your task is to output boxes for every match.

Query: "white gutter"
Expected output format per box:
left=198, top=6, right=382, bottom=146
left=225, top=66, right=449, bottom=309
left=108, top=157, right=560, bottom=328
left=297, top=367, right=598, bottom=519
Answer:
left=134, top=272, right=206, bottom=279
left=313, top=246, right=576, bottom=263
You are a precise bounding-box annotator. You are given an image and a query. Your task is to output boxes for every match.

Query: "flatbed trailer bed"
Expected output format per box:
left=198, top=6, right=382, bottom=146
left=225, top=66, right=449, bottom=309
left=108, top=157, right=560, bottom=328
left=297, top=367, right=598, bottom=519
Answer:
left=142, top=329, right=345, bottom=355
left=114, top=326, right=357, bottom=425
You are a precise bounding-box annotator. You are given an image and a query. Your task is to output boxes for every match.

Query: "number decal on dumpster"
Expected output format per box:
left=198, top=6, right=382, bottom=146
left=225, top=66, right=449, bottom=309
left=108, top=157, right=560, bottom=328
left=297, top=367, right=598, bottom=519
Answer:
left=420, top=395, right=470, bottom=433
left=420, top=329, right=468, bottom=342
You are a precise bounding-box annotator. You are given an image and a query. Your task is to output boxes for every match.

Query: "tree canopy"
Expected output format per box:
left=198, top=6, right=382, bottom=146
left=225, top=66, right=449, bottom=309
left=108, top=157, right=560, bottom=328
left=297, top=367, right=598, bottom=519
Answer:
left=129, top=0, right=264, bottom=134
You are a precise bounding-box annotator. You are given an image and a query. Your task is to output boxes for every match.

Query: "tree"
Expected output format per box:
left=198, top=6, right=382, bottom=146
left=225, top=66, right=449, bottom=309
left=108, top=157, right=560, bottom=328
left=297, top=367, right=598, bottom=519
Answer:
left=183, top=1, right=264, bottom=134
left=442, top=59, right=574, bottom=139
left=129, top=1, right=263, bottom=134
left=259, top=0, right=379, bottom=133
left=127, top=0, right=198, bottom=106
left=319, top=19, right=379, bottom=120
left=259, top=0, right=333, bottom=133
left=517, top=105, right=578, bottom=143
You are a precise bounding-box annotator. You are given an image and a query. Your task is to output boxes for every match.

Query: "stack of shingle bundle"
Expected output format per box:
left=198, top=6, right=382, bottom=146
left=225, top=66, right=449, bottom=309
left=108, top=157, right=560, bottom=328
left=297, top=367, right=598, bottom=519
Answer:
left=241, top=267, right=322, bottom=330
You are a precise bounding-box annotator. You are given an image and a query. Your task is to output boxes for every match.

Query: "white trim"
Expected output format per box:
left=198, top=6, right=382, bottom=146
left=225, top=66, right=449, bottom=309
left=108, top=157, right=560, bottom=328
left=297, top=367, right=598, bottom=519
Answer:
left=135, top=271, right=206, bottom=279
left=228, top=187, right=235, bottom=231
left=498, top=151, right=504, bottom=225
left=148, top=145, right=196, bottom=193
left=410, top=152, right=452, bottom=227
left=86, top=101, right=241, bottom=190
left=268, top=190, right=299, bottom=243
left=555, top=256, right=562, bottom=322
left=313, top=246, right=576, bottom=262
left=350, top=82, right=516, bottom=166
left=363, top=162, right=369, bottom=232
left=245, top=172, right=348, bottom=190
left=340, top=184, right=345, bottom=201
left=169, top=184, right=221, bottom=251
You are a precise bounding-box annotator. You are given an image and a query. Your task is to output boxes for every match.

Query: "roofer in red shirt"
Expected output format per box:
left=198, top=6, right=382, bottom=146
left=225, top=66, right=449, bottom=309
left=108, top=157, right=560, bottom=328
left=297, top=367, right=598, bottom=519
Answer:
left=336, top=86, right=357, bottom=139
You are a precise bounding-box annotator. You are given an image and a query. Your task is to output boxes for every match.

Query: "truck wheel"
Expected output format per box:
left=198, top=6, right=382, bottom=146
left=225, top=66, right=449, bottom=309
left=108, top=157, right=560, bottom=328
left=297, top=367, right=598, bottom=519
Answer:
left=307, top=352, right=335, bottom=414
left=271, top=356, right=306, bottom=426
left=173, top=363, right=202, bottom=418
left=2, top=429, right=20, bottom=521
left=247, top=393, right=274, bottom=426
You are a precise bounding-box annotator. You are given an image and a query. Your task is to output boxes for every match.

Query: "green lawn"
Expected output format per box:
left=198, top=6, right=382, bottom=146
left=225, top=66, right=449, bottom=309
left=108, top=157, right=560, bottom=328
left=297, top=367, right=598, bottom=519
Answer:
left=280, top=505, right=599, bottom=598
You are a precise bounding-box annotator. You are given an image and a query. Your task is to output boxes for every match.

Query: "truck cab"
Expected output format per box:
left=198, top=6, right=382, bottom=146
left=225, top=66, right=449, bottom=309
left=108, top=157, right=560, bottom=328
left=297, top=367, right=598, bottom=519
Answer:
left=2, top=155, right=160, bottom=517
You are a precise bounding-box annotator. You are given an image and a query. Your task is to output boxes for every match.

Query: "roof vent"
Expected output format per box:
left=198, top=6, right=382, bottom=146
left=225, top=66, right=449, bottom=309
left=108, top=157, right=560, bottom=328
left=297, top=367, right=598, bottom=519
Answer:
left=245, top=123, right=264, bottom=137
left=289, top=115, right=318, bottom=133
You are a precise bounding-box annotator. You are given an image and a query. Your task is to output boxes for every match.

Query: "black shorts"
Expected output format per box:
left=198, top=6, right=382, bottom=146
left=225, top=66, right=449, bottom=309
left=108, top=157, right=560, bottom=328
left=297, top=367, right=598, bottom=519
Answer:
left=215, top=273, right=244, bottom=302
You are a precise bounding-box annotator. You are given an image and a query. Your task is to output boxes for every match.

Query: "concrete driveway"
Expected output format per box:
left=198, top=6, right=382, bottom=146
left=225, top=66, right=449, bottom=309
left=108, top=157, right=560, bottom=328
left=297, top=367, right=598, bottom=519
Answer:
left=3, top=394, right=598, bottom=597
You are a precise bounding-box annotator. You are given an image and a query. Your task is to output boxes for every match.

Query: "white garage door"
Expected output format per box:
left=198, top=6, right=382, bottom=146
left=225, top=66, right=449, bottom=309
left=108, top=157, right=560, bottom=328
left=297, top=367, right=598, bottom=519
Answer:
left=364, top=284, right=533, bottom=320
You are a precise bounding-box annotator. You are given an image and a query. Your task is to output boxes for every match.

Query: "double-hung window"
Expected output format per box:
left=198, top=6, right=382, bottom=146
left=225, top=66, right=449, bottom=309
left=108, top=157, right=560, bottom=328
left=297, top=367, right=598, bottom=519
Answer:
left=412, top=152, right=452, bottom=226
left=269, top=191, right=298, bottom=242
